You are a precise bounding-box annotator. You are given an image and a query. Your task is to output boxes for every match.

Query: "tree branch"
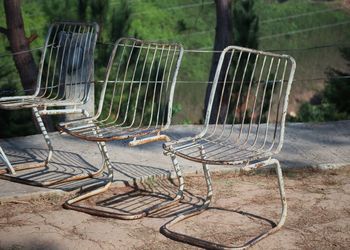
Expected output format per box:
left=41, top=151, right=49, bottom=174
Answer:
left=27, top=33, right=38, bottom=44
left=0, top=26, right=8, bottom=36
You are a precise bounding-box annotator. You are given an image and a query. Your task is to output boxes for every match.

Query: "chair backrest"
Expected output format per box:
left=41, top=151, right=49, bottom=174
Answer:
left=203, top=46, right=296, bottom=153
left=35, top=21, right=99, bottom=104
left=96, top=38, right=183, bottom=130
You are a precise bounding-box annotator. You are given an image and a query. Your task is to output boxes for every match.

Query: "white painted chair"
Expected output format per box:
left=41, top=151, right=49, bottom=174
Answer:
left=0, top=21, right=99, bottom=186
left=57, top=37, right=185, bottom=219
left=160, top=45, right=296, bottom=249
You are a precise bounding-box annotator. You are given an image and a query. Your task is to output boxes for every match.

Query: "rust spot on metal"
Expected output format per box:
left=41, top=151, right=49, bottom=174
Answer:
left=129, top=134, right=171, bottom=147
left=0, top=161, right=46, bottom=175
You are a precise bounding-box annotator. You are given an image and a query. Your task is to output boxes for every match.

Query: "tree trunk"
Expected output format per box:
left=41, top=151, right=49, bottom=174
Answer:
left=205, top=0, right=233, bottom=123
left=3, top=0, right=37, bottom=94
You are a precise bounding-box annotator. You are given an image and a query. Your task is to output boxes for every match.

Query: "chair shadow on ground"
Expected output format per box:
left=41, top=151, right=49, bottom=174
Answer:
left=0, top=147, right=276, bottom=228
left=72, top=161, right=278, bottom=226
left=0, top=147, right=103, bottom=191
left=68, top=160, right=203, bottom=218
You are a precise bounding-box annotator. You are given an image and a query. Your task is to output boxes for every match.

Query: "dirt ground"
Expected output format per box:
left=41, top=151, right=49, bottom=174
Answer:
left=0, top=168, right=349, bottom=250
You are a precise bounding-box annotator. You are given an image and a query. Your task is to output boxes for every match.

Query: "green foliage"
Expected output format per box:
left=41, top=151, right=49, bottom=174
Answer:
left=172, top=103, right=182, bottom=116
left=90, top=0, right=110, bottom=41
left=297, top=102, right=344, bottom=122
left=182, top=118, right=192, bottom=125
left=0, top=109, right=37, bottom=138
left=324, top=48, right=350, bottom=115
left=296, top=47, right=350, bottom=122
left=90, top=0, right=109, bottom=20
left=0, top=83, right=36, bottom=138
left=176, top=19, right=187, bottom=32
left=78, top=0, right=89, bottom=20
left=42, top=0, right=78, bottom=21
left=110, top=0, right=131, bottom=41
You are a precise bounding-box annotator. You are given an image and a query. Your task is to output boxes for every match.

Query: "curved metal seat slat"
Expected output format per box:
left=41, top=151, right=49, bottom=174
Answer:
left=168, top=140, right=272, bottom=165
left=160, top=46, right=296, bottom=249
left=59, top=37, right=185, bottom=219
left=0, top=22, right=99, bottom=186
left=64, top=125, right=160, bottom=142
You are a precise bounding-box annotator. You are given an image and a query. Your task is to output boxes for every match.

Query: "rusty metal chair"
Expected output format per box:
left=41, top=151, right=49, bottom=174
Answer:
left=160, top=46, right=296, bottom=249
left=57, top=37, right=184, bottom=219
left=0, top=21, right=99, bottom=186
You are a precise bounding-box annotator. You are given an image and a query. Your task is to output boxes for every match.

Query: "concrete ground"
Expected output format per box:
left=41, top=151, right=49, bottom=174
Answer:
left=0, top=121, right=350, bottom=201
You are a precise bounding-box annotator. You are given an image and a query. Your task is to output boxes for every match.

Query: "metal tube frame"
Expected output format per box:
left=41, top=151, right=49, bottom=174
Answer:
left=59, top=38, right=185, bottom=219
left=160, top=45, right=295, bottom=248
left=0, top=108, right=109, bottom=187
left=63, top=147, right=185, bottom=219
left=0, top=22, right=100, bottom=186
left=0, top=146, right=14, bottom=174
left=0, top=107, right=52, bottom=177
left=160, top=152, right=287, bottom=249
left=163, top=47, right=296, bottom=165
left=59, top=38, right=184, bottom=143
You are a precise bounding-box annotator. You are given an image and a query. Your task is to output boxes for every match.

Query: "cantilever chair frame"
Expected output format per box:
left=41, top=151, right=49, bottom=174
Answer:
left=58, top=37, right=185, bottom=219
left=160, top=45, right=296, bottom=249
left=0, top=21, right=100, bottom=187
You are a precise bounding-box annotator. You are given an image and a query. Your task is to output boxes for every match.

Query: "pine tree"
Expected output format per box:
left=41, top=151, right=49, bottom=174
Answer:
left=232, top=0, right=259, bottom=48
left=231, top=0, right=260, bottom=122
left=110, top=0, right=131, bottom=40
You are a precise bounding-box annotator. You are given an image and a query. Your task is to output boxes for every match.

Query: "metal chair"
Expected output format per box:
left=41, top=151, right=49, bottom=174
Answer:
left=0, top=21, right=99, bottom=186
left=160, top=46, right=296, bottom=249
left=57, top=37, right=184, bottom=219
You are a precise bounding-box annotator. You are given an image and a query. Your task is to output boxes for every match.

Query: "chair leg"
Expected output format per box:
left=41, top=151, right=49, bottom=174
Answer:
left=40, top=110, right=107, bottom=186
left=62, top=146, right=185, bottom=220
left=0, top=146, right=15, bottom=174
left=63, top=141, right=114, bottom=213
left=160, top=157, right=287, bottom=250
left=40, top=140, right=108, bottom=186
left=143, top=151, right=185, bottom=213
left=0, top=107, right=53, bottom=177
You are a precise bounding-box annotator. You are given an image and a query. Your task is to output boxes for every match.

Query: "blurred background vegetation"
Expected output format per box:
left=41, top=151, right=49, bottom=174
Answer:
left=0, top=0, right=350, bottom=137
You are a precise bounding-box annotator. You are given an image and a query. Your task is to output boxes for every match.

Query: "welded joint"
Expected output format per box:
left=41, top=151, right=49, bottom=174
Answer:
left=241, top=157, right=273, bottom=172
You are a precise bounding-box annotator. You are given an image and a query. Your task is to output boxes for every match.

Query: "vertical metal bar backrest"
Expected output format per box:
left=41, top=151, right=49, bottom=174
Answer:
left=204, top=46, right=296, bottom=155
left=36, top=22, right=99, bottom=105
left=96, top=38, right=183, bottom=132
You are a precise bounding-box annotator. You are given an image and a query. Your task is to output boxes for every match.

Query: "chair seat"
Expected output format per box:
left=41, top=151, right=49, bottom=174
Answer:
left=0, top=97, right=81, bottom=110
left=58, top=121, right=161, bottom=142
left=163, top=137, right=274, bottom=166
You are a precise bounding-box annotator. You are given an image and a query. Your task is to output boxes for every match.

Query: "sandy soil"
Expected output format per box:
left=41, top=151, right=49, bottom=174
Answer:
left=0, top=168, right=349, bottom=250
